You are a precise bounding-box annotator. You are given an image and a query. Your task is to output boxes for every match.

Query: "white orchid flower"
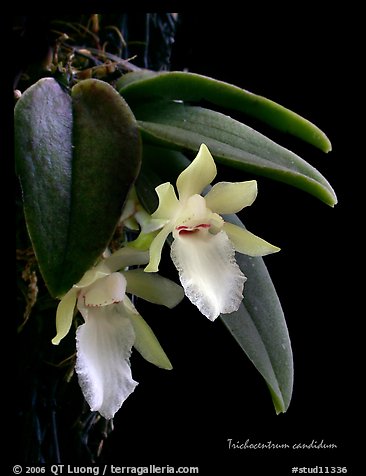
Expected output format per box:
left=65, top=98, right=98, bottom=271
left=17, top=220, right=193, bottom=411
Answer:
left=144, top=143, right=280, bottom=321
left=52, top=247, right=184, bottom=419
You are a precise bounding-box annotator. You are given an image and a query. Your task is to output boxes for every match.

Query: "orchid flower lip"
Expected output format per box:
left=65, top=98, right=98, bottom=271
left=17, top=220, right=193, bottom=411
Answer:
left=176, top=223, right=211, bottom=235
left=171, top=229, right=246, bottom=320
left=75, top=302, right=138, bottom=419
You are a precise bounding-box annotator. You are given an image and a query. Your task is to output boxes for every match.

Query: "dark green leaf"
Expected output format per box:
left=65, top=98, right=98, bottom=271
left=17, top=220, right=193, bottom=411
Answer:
left=133, top=101, right=337, bottom=206
left=221, top=216, right=293, bottom=414
left=67, top=79, right=141, bottom=291
left=15, top=79, right=73, bottom=297
left=15, top=78, right=141, bottom=297
left=118, top=70, right=331, bottom=152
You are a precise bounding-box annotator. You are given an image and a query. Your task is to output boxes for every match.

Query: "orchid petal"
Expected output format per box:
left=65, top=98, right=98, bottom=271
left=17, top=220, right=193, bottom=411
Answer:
left=151, top=182, right=179, bottom=220
left=171, top=230, right=246, bottom=320
left=125, top=269, right=184, bottom=308
left=52, top=287, right=78, bottom=345
left=124, top=297, right=173, bottom=369
left=144, top=224, right=174, bottom=272
left=205, top=180, right=257, bottom=214
left=224, top=222, right=280, bottom=256
left=98, top=247, right=149, bottom=273
left=176, top=143, right=217, bottom=201
left=82, top=272, right=127, bottom=307
left=75, top=303, right=138, bottom=419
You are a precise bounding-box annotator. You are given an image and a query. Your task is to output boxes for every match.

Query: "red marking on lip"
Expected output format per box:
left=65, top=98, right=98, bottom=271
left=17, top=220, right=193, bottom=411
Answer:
left=176, top=223, right=210, bottom=231
left=176, top=223, right=210, bottom=235
left=179, top=229, right=199, bottom=235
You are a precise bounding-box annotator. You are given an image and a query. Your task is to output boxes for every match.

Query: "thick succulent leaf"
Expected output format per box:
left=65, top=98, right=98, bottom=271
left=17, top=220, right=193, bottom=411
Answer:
left=15, top=78, right=141, bottom=297
left=118, top=70, right=331, bottom=152
left=132, top=101, right=337, bottom=206
left=221, top=213, right=293, bottom=414
left=67, top=79, right=141, bottom=291
left=15, top=79, right=73, bottom=297
left=136, top=145, right=293, bottom=413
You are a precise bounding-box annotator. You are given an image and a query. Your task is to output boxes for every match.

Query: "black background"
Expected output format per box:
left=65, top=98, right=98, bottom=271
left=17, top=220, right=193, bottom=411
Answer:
left=12, top=10, right=360, bottom=475
left=105, top=12, right=359, bottom=473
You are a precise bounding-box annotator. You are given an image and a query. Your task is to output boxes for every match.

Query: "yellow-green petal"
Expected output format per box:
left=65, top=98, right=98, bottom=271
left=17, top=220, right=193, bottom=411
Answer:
left=151, top=182, right=179, bottom=220
left=124, top=297, right=173, bottom=370
left=125, top=269, right=184, bottom=308
left=144, top=224, right=173, bottom=272
left=52, top=287, right=78, bottom=345
left=224, top=222, right=280, bottom=256
left=176, top=143, right=217, bottom=200
left=205, top=180, right=257, bottom=214
left=98, top=247, right=149, bottom=273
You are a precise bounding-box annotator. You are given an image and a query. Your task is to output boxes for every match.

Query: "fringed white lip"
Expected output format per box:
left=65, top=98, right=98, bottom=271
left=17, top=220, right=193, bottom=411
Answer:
left=76, top=301, right=138, bottom=420
left=171, top=228, right=247, bottom=321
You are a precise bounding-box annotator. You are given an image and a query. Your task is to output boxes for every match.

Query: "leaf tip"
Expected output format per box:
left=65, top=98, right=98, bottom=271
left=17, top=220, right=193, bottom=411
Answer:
left=326, top=189, right=338, bottom=207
